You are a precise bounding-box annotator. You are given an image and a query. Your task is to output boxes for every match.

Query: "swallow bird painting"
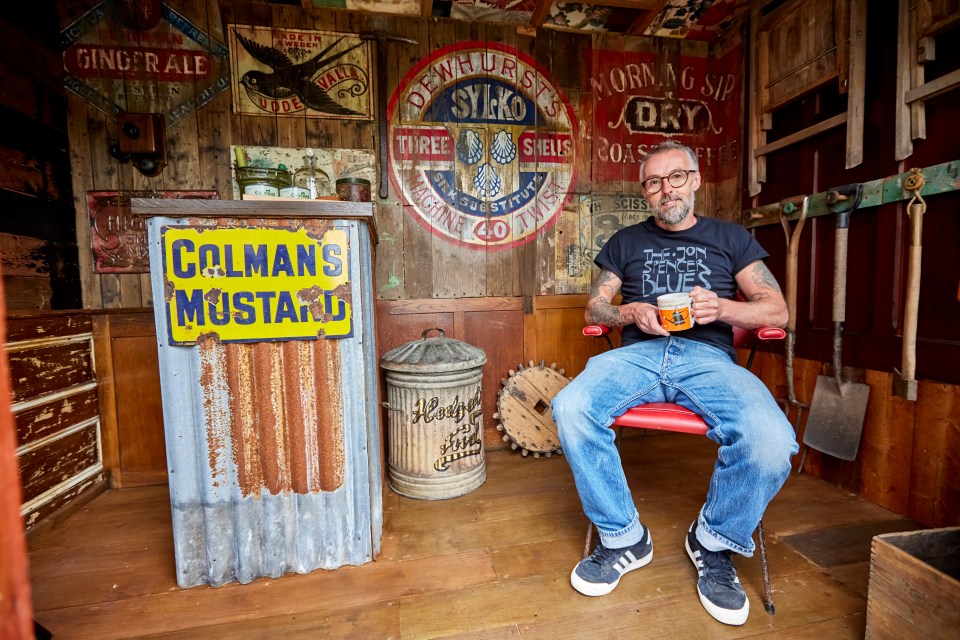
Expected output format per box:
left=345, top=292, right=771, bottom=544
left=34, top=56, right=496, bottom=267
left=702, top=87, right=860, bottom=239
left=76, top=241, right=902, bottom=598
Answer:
left=230, top=26, right=372, bottom=119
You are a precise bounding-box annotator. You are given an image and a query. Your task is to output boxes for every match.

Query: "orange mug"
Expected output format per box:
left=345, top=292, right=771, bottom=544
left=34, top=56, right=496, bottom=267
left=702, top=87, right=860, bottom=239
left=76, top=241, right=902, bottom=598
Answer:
left=657, top=293, right=695, bottom=331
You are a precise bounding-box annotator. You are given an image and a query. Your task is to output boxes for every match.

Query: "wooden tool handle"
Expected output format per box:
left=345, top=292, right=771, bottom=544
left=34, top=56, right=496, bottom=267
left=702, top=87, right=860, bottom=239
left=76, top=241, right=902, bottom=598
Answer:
left=901, top=203, right=924, bottom=380
left=833, top=226, right=849, bottom=323
left=785, top=242, right=799, bottom=333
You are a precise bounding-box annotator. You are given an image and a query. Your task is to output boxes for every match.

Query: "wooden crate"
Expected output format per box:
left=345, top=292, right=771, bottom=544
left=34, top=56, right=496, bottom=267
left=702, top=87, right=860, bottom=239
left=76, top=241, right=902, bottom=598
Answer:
left=866, top=527, right=960, bottom=639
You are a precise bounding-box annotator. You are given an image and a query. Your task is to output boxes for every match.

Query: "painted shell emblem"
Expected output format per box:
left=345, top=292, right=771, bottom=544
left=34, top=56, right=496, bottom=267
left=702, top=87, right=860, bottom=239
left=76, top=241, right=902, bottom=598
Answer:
left=491, top=130, right=517, bottom=164
left=473, top=163, right=502, bottom=198
left=456, top=129, right=483, bottom=165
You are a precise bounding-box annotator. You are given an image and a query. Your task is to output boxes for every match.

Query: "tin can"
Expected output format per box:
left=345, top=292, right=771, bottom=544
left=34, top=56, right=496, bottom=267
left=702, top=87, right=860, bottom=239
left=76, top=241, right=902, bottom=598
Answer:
left=381, top=329, right=487, bottom=499
left=336, top=177, right=372, bottom=202
left=279, top=186, right=311, bottom=198
left=236, top=166, right=289, bottom=198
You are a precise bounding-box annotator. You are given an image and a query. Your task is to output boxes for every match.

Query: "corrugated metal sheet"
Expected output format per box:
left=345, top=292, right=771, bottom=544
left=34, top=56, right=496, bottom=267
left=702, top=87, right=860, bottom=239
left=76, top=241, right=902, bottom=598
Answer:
left=146, top=215, right=381, bottom=588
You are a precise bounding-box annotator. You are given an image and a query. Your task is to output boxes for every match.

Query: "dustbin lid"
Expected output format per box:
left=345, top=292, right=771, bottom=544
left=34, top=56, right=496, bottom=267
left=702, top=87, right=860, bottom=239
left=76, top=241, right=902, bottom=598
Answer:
left=381, top=328, right=487, bottom=373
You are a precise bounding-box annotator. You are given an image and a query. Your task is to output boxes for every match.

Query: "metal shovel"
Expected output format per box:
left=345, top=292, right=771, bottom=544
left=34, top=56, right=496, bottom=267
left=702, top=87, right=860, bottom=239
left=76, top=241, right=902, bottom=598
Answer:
left=801, top=184, right=870, bottom=462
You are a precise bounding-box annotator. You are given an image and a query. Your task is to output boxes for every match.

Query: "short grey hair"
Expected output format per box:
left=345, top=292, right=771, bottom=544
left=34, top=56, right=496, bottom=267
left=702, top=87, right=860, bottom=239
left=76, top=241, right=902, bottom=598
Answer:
left=639, top=141, right=699, bottom=179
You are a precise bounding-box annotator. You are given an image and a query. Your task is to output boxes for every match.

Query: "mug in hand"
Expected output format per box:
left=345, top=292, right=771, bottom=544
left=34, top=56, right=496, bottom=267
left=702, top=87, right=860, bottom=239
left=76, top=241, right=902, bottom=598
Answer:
left=656, top=293, right=695, bottom=331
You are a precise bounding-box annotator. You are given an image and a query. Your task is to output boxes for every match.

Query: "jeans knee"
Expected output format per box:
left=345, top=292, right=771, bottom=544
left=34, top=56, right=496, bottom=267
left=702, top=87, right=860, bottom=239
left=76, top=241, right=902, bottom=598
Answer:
left=743, top=423, right=797, bottom=479
left=552, top=384, right=588, bottom=445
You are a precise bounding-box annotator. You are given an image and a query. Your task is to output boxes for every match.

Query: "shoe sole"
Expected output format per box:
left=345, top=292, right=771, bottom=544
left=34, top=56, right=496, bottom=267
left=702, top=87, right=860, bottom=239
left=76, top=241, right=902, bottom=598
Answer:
left=570, top=546, right=653, bottom=597
left=685, top=536, right=750, bottom=626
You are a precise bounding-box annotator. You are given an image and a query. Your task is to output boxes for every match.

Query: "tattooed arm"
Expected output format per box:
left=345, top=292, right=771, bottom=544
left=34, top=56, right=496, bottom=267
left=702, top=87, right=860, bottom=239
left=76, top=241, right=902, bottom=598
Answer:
left=689, top=260, right=788, bottom=329
left=586, top=268, right=669, bottom=336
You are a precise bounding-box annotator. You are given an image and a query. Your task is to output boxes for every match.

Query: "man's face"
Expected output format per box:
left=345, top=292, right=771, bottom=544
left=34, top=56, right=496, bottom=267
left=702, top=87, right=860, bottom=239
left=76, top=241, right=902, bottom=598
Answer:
left=641, top=149, right=701, bottom=226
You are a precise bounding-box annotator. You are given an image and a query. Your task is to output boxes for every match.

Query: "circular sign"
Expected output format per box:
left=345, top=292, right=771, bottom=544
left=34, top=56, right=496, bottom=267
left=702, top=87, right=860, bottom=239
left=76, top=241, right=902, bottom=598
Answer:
left=388, top=42, right=579, bottom=250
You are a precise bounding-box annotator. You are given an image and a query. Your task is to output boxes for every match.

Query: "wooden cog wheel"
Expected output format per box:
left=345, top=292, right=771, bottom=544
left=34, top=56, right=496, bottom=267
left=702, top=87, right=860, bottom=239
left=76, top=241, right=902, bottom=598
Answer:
left=494, top=360, right=570, bottom=458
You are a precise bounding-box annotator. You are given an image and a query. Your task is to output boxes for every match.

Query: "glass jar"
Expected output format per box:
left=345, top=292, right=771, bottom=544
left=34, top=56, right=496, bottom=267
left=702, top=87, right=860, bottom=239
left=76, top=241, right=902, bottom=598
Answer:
left=336, top=177, right=372, bottom=202
left=293, top=149, right=332, bottom=198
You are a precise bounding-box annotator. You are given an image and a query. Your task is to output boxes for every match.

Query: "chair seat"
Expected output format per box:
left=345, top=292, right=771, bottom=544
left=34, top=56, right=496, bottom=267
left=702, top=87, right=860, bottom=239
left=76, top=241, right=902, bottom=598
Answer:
left=612, top=402, right=709, bottom=436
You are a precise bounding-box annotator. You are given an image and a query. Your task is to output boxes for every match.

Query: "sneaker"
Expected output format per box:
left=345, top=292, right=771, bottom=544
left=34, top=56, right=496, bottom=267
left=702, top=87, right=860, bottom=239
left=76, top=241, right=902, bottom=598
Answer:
left=571, top=526, right=653, bottom=596
left=685, top=520, right=750, bottom=625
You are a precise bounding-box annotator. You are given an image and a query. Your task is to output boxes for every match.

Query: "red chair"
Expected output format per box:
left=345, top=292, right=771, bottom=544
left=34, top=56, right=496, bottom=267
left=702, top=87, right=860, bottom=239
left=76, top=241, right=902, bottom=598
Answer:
left=581, top=323, right=786, bottom=615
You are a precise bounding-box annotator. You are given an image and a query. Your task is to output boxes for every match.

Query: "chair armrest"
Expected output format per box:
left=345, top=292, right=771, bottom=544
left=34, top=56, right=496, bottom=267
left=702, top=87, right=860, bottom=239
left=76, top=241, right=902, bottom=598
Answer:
left=585, top=324, right=784, bottom=342
left=583, top=325, right=611, bottom=337
left=755, top=327, right=786, bottom=341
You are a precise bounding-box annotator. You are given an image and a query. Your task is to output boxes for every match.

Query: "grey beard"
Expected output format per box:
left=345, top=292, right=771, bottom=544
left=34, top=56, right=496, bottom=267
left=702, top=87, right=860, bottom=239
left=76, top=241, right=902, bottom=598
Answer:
left=654, top=191, right=695, bottom=225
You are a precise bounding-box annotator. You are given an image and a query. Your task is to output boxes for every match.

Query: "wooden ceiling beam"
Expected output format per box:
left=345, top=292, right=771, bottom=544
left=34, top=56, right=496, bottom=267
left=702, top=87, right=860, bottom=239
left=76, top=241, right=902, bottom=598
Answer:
left=626, top=0, right=669, bottom=36
left=530, top=0, right=553, bottom=28
left=421, top=0, right=434, bottom=19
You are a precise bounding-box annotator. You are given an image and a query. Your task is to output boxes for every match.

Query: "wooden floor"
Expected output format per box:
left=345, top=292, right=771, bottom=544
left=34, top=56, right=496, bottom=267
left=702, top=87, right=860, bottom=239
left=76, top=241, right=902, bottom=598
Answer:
left=28, top=434, right=921, bottom=639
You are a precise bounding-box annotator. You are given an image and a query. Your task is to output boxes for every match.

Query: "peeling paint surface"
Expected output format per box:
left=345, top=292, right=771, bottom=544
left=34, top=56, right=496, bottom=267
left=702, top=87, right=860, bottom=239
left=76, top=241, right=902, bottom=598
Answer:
left=146, top=215, right=381, bottom=588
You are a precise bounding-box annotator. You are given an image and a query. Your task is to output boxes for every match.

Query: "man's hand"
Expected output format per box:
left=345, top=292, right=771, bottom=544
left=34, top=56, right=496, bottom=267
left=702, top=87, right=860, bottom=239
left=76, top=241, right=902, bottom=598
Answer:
left=623, top=302, right=670, bottom=336
left=587, top=269, right=670, bottom=335
left=689, top=286, right=720, bottom=325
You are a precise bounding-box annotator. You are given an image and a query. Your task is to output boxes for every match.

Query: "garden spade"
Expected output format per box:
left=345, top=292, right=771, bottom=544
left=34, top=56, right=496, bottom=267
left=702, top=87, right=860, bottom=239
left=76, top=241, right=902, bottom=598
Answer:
left=802, top=184, right=870, bottom=462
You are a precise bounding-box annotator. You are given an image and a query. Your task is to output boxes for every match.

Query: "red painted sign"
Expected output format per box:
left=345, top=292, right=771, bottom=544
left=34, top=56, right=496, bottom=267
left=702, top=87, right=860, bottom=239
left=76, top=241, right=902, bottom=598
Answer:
left=589, top=45, right=742, bottom=182
left=88, top=191, right=218, bottom=273
left=60, top=2, right=230, bottom=126
left=65, top=46, right=214, bottom=81
left=389, top=42, right=579, bottom=250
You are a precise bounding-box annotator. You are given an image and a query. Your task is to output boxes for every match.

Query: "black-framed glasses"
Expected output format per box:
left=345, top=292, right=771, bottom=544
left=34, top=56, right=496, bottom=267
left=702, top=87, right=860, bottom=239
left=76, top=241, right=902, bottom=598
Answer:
left=641, top=169, right=698, bottom=194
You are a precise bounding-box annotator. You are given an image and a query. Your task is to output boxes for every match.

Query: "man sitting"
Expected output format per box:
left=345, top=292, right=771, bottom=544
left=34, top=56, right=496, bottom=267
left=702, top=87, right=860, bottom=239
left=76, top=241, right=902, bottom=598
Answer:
left=552, top=141, right=799, bottom=626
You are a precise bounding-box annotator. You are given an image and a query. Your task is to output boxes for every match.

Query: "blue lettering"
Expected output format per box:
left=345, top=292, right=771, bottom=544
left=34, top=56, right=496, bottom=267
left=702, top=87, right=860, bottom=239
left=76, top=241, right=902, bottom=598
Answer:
left=297, top=244, right=316, bottom=276
left=324, top=291, right=347, bottom=321
left=272, top=245, right=294, bottom=277
left=172, top=239, right=196, bottom=278
left=275, top=291, right=299, bottom=323
left=175, top=289, right=205, bottom=326
left=209, top=292, right=230, bottom=326
left=322, top=244, right=342, bottom=277
left=233, top=292, right=256, bottom=325
left=244, top=244, right=268, bottom=276
left=255, top=291, right=277, bottom=322
left=198, top=244, right=220, bottom=275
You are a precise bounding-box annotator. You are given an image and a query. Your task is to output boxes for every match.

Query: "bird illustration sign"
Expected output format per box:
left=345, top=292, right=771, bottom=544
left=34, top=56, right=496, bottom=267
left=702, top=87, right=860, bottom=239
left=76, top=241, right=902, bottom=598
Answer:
left=228, top=25, right=373, bottom=120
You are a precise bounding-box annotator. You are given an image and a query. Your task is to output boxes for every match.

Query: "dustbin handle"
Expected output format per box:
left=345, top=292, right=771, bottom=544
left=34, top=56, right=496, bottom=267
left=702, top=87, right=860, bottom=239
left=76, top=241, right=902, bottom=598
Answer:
left=421, top=328, right=445, bottom=339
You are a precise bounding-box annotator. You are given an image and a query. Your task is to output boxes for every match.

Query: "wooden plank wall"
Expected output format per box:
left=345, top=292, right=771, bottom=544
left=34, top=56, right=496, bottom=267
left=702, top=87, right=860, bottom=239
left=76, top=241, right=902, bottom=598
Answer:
left=746, top=349, right=959, bottom=530
left=0, top=11, right=81, bottom=311
left=376, top=295, right=609, bottom=454
left=49, top=0, right=959, bottom=532
left=58, top=0, right=741, bottom=310
left=742, top=4, right=960, bottom=529
left=54, top=1, right=735, bottom=453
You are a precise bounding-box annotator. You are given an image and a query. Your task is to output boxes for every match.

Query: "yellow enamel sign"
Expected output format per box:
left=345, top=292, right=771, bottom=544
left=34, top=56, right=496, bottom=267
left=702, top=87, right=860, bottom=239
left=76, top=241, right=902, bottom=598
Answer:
left=161, top=225, right=351, bottom=344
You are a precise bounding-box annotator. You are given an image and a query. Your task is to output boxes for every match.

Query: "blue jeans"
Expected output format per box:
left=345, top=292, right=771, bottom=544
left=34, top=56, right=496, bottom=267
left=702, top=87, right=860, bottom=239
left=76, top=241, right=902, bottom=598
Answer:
left=553, top=336, right=798, bottom=557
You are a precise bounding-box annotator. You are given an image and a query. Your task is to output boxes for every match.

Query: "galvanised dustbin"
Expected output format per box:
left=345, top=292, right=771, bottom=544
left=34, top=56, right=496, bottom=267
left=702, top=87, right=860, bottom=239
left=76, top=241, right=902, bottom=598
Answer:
left=381, top=329, right=487, bottom=499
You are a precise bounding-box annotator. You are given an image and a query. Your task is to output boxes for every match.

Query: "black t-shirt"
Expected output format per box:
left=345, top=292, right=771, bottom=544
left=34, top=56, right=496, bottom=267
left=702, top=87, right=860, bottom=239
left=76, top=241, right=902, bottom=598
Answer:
left=594, top=216, right=769, bottom=361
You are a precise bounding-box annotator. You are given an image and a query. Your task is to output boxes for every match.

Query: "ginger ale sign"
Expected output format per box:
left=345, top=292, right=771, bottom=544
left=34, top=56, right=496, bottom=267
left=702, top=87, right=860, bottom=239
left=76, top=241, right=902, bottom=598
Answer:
left=161, top=225, right=352, bottom=345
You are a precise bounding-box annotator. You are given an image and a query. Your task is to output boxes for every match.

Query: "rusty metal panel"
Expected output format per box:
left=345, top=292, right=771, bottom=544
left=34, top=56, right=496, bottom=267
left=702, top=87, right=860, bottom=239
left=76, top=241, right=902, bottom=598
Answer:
left=146, top=215, right=380, bottom=588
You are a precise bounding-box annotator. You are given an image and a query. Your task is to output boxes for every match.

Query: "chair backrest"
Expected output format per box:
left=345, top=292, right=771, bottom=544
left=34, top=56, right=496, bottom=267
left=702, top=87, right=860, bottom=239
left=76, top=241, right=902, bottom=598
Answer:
left=732, top=325, right=751, bottom=349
